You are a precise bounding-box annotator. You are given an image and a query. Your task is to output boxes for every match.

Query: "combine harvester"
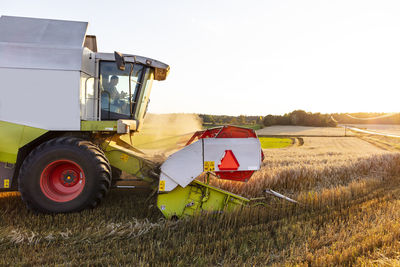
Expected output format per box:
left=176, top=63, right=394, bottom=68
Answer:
left=0, top=16, right=262, bottom=218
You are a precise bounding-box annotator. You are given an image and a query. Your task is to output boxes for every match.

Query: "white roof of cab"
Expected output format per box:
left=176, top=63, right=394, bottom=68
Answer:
left=0, top=16, right=88, bottom=71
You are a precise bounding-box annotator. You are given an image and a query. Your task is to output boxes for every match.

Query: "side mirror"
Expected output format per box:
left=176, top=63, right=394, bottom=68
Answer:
left=114, top=51, right=126, bottom=71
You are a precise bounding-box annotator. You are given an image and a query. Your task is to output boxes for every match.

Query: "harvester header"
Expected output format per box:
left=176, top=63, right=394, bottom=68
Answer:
left=157, top=126, right=262, bottom=218
left=160, top=126, right=262, bottom=192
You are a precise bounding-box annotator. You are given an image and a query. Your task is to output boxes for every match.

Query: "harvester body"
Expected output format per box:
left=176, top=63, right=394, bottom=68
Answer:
left=0, top=16, right=262, bottom=218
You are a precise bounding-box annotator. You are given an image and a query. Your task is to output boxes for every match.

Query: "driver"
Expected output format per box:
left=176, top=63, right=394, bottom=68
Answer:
left=106, top=75, right=120, bottom=101
left=104, top=75, right=129, bottom=114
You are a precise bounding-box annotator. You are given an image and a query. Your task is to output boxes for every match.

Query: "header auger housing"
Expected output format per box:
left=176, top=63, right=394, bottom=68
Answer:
left=0, top=16, right=262, bottom=218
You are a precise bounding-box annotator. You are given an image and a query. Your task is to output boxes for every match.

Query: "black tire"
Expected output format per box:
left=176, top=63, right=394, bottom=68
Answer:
left=18, top=137, right=111, bottom=213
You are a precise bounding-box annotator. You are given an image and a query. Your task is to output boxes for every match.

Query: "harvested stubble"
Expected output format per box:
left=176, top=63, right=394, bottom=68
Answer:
left=1, top=136, right=400, bottom=265
left=210, top=137, right=397, bottom=198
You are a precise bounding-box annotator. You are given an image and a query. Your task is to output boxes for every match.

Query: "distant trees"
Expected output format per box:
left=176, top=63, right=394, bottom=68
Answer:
left=262, top=111, right=400, bottom=127
left=199, top=114, right=262, bottom=126
left=263, top=110, right=336, bottom=127
left=199, top=111, right=399, bottom=128
left=199, top=110, right=337, bottom=128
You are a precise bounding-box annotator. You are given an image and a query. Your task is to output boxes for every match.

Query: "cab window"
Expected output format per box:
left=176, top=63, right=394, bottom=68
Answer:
left=100, top=61, right=144, bottom=120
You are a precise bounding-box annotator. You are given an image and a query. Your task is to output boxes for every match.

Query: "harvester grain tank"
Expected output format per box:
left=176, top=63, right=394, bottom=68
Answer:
left=0, top=16, right=263, bottom=218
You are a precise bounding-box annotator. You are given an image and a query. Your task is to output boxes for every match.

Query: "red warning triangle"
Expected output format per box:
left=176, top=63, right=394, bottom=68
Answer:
left=218, top=150, right=240, bottom=170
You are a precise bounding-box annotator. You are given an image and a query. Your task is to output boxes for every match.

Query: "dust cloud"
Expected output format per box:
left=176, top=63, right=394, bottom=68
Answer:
left=131, top=113, right=203, bottom=161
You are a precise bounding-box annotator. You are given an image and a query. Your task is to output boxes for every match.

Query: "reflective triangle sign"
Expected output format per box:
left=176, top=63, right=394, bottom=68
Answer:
left=218, top=150, right=240, bottom=170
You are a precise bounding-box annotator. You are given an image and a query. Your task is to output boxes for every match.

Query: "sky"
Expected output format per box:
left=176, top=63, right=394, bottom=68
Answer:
left=2, top=0, right=400, bottom=115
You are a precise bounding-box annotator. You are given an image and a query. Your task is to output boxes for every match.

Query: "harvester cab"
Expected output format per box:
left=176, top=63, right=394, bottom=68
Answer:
left=0, top=16, right=263, bottom=218
left=96, top=51, right=169, bottom=131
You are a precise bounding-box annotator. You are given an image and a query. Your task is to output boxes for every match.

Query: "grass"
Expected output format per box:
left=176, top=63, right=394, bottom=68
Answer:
left=259, top=137, right=293, bottom=149
left=1, top=136, right=400, bottom=265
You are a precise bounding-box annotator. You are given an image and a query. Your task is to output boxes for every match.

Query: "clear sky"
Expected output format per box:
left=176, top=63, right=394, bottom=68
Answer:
left=2, top=0, right=400, bottom=115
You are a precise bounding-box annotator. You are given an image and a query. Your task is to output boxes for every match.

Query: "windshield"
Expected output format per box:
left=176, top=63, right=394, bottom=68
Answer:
left=100, top=61, right=144, bottom=120
left=134, top=68, right=154, bottom=121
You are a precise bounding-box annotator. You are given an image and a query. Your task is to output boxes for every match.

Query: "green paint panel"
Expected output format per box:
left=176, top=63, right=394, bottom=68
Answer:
left=20, top=125, right=48, bottom=147
left=157, top=180, right=249, bottom=219
left=0, top=121, right=47, bottom=163
left=81, top=121, right=118, bottom=131
left=103, top=141, right=157, bottom=183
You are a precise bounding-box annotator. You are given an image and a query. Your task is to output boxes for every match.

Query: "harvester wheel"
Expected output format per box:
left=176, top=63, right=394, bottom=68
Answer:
left=18, top=137, right=112, bottom=213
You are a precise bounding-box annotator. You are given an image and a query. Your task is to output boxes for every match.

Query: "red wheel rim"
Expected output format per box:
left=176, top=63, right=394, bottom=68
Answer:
left=40, top=159, right=86, bottom=202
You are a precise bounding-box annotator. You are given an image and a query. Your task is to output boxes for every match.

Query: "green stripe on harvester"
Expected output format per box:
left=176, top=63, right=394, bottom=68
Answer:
left=81, top=121, right=118, bottom=131
left=0, top=121, right=47, bottom=163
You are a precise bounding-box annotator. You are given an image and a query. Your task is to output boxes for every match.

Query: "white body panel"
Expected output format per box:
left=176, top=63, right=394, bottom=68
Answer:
left=0, top=16, right=88, bottom=72
left=159, top=138, right=262, bottom=192
left=0, top=68, right=81, bottom=130
left=0, top=16, right=87, bottom=48
left=0, top=16, right=98, bottom=129
left=159, top=141, right=203, bottom=191
left=0, top=44, right=85, bottom=71
left=203, top=138, right=261, bottom=171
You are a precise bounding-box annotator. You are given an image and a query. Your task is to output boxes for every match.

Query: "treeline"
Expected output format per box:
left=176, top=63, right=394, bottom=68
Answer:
left=199, top=111, right=400, bottom=128
left=199, top=110, right=337, bottom=128
left=199, top=114, right=263, bottom=125
left=263, top=110, right=336, bottom=127
left=332, top=113, right=400, bottom=124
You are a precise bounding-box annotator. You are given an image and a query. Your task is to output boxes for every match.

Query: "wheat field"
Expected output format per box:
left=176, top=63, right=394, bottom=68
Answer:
left=211, top=137, right=395, bottom=197
left=1, top=135, right=400, bottom=265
